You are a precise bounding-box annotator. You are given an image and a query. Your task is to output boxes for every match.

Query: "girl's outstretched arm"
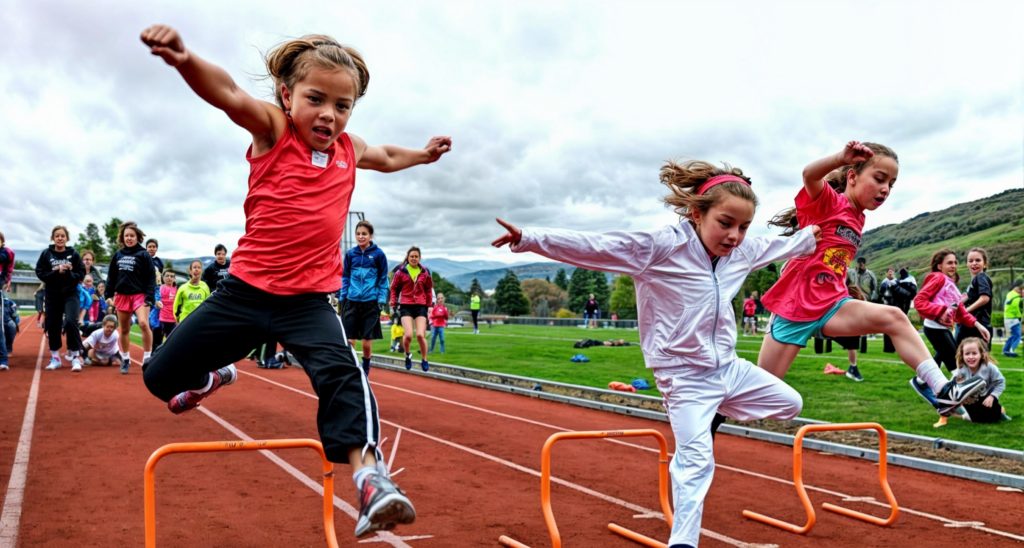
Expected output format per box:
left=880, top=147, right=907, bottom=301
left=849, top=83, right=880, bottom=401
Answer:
left=352, top=135, right=452, bottom=173
left=140, top=25, right=281, bottom=140
left=801, top=141, right=874, bottom=201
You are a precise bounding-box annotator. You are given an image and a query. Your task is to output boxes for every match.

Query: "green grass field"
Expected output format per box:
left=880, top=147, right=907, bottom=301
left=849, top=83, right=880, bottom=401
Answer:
left=120, top=321, right=1022, bottom=451
left=378, top=324, right=1022, bottom=451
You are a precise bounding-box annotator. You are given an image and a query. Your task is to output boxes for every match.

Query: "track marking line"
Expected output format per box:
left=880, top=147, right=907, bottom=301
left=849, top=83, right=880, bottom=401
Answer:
left=997, top=487, right=1022, bottom=493
left=0, top=332, right=45, bottom=548
left=239, top=370, right=777, bottom=548
left=946, top=521, right=987, bottom=528
left=358, top=377, right=1024, bottom=543
left=387, top=429, right=403, bottom=472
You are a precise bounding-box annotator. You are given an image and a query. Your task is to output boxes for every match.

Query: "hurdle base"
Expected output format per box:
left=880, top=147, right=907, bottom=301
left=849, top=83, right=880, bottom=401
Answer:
left=498, top=535, right=532, bottom=548
left=741, top=509, right=814, bottom=535
left=608, top=523, right=668, bottom=548
left=823, top=502, right=899, bottom=526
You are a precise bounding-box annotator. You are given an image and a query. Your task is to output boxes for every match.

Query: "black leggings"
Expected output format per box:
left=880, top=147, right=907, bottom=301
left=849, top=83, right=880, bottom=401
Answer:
left=45, top=292, right=82, bottom=352
left=924, top=327, right=957, bottom=373
left=471, top=310, right=479, bottom=329
left=963, top=395, right=1003, bottom=423
left=143, top=276, right=375, bottom=464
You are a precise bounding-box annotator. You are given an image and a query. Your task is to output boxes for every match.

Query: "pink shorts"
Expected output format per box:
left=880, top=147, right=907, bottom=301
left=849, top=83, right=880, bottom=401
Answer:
left=114, top=293, right=147, bottom=313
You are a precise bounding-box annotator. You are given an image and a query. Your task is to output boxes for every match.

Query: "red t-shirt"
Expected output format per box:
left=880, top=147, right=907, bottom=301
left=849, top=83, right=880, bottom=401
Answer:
left=761, top=182, right=865, bottom=322
left=230, top=123, right=356, bottom=295
left=743, top=298, right=756, bottom=316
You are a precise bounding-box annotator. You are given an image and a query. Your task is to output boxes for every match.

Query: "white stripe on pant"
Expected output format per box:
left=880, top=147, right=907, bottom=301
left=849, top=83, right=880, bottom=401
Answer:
left=654, top=359, right=802, bottom=547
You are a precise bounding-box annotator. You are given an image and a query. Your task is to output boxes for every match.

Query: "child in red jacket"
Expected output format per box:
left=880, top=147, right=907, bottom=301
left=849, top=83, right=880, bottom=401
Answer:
left=389, top=247, right=434, bottom=371
left=429, top=294, right=449, bottom=355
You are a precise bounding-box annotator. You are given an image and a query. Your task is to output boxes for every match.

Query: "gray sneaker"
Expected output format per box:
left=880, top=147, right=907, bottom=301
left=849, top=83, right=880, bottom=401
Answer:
left=936, top=377, right=986, bottom=417
left=354, top=470, right=416, bottom=538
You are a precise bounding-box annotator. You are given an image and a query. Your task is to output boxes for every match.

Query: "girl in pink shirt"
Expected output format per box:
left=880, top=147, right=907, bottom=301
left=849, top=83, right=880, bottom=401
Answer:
left=156, top=270, right=178, bottom=345
left=756, top=141, right=986, bottom=418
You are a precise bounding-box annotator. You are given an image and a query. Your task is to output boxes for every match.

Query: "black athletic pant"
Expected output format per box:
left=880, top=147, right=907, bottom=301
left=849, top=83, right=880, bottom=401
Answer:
left=963, top=395, right=1003, bottom=423
left=924, top=327, right=957, bottom=373
left=45, top=292, right=82, bottom=352
left=143, top=276, right=377, bottom=463
left=471, top=309, right=479, bottom=330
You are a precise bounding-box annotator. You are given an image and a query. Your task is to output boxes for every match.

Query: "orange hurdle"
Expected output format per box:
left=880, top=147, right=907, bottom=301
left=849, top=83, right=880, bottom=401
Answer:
left=498, top=429, right=672, bottom=548
left=742, top=422, right=899, bottom=535
left=144, top=438, right=338, bottom=548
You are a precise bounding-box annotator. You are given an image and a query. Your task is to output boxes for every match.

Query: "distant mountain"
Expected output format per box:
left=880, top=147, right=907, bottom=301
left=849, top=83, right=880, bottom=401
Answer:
left=417, top=258, right=533, bottom=278
left=448, top=262, right=614, bottom=291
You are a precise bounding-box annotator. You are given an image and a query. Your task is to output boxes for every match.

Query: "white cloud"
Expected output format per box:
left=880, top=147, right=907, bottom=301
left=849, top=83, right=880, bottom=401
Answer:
left=0, top=0, right=1020, bottom=265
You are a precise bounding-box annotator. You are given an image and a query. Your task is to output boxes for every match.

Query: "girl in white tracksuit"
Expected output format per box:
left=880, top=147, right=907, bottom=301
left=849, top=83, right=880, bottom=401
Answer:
left=493, top=160, right=819, bottom=548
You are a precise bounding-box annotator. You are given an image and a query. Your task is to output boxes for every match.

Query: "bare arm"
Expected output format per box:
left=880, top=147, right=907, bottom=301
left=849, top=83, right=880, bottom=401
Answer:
left=352, top=134, right=452, bottom=173
left=801, top=141, right=874, bottom=201
left=140, top=25, right=283, bottom=142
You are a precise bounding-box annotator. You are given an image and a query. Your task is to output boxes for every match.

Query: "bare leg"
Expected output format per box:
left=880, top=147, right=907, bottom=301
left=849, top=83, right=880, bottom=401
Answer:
left=347, top=446, right=377, bottom=474
left=757, top=335, right=803, bottom=379
left=414, top=316, right=428, bottom=359
left=822, top=300, right=931, bottom=371
left=135, top=306, right=153, bottom=351
left=400, top=316, right=414, bottom=354
left=361, top=339, right=372, bottom=359
left=847, top=349, right=857, bottom=366
left=116, top=310, right=133, bottom=354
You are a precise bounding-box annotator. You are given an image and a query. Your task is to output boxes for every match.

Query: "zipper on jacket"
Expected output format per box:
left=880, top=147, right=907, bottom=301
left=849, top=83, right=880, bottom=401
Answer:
left=711, top=270, right=721, bottom=368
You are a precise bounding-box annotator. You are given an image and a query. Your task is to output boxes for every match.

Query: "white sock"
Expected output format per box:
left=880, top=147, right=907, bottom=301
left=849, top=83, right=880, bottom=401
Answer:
left=123, top=351, right=131, bottom=361
left=70, top=351, right=79, bottom=358
left=143, top=351, right=151, bottom=360
left=916, top=360, right=948, bottom=393
left=353, top=465, right=377, bottom=488
left=51, top=350, right=60, bottom=360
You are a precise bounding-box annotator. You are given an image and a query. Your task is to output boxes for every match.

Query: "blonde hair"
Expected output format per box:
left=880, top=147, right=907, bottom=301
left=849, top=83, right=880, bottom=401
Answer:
left=117, top=221, right=146, bottom=248
left=660, top=160, right=757, bottom=222
left=265, top=35, right=369, bottom=109
left=770, top=142, right=898, bottom=235
left=956, top=337, right=997, bottom=369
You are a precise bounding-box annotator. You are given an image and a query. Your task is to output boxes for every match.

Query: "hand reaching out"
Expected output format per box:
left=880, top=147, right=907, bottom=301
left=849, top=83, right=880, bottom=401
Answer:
left=491, top=218, right=522, bottom=248
left=839, top=141, right=874, bottom=165
left=140, top=24, right=189, bottom=67
left=808, top=225, right=822, bottom=245
left=423, top=137, right=452, bottom=164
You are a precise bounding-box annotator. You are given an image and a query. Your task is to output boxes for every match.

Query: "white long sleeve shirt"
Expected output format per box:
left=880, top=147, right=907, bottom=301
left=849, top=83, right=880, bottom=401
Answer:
left=512, top=221, right=816, bottom=369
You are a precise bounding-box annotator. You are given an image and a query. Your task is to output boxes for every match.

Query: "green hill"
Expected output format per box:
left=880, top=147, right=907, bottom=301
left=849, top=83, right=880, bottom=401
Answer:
left=857, top=187, right=1024, bottom=313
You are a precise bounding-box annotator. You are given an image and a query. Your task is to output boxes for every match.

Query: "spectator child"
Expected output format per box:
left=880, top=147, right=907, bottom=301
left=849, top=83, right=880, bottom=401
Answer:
left=34, top=283, right=45, bottom=328
left=339, top=220, right=389, bottom=376
left=0, top=296, right=19, bottom=370
left=493, top=158, right=820, bottom=548
left=76, top=275, right=95, bottom=327
left=958, top=247, right=993, bottom=349
left=741, top=294, right=756, bottom=336
left=1002, top=279, right=1023, bottom=358
left=757, top=142, right=986, bottom=420
left=0, top=231, right=13, bottom=294
left=107, top=221, right=157, bottom=370
left=390, top=319, right=404, bottom=353
left=202, top=244, right=231, bottom=293
left=914, top=250, right=989, bottom=372
left=429, top=293, right=449, bottom=354
left=390, top=247, right=434, bottom=371
left=172, top=260, right=210, bottom=322
left=584, top=293, right=599, bottom=328
left=139, top=25, right=449, bottom=537
left=470, top=292, right=481, bottom=334
left=154, top=270, right=178, bottom=350
left=146, top=239, right=165, bottom=275
left=951, top=338, right=1010, bottom=423
left=36, top=226, right=86, bottom=371
left=83, top=315, right=123, bottom=369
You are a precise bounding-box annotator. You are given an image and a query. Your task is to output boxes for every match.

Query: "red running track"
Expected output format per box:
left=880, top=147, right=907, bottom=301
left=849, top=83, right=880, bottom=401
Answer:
left=0, top=322, right=1022, bottom=547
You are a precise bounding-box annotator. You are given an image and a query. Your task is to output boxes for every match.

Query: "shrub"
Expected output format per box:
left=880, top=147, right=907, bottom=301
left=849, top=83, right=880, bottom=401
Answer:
left=554, top=308, right=578, bottom=319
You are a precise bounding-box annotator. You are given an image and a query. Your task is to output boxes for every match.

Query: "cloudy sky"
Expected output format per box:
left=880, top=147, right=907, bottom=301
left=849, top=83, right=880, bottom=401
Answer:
left=1, top=0, right=1021, bottom=263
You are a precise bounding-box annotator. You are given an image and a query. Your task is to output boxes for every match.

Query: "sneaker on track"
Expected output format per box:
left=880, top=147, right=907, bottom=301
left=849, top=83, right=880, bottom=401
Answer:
left=168, top=364, right=237, bottom=415
left=361, top=357, right=371, bottom=377
left=935, top=377, right=986, bottom=417
left=265, top=358, right=284, bottom=369
left=119, top=359, right=130, bottom=374
left=909, top=377, right=939, bottom=408
left=421, top=359, right=429, bottom=372
left=0, top=362, right=8, bottom=371
left=45, top=358, right=62, bottom=370
left=845, top=365, right=863, bottom=382
left=71, top=358, right=83, bottom=372
left=404, top=354, right=412, bottom=370
left=354, top=472, right=416, bottom=538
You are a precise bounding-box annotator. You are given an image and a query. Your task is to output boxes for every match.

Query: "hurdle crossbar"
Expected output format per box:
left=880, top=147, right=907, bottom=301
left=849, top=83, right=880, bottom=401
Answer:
left=742, top=422, right=899, bottom=535
left=144, top=438, right=338, bottom=548
left=498, top=429, right=672, bottom=548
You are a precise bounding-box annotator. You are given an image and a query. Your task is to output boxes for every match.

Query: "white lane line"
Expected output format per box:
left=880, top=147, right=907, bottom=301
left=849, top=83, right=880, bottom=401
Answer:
left=239, top=370, right=776, bottom=548
left=364, top=377, right=1024, bottom=543
left=0, top=333, right=46, bottom=547
left=387, top=429, right=402, bottom=472
left=196, top=407, right=421, bottom=548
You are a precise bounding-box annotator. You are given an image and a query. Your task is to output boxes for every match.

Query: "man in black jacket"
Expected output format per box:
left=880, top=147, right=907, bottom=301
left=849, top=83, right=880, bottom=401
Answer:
left=202, top=244, right=231, bottom=293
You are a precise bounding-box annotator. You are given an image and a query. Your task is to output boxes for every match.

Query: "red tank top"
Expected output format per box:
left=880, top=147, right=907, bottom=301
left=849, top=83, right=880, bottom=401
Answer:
left=230, top=122, right=356, bottom=295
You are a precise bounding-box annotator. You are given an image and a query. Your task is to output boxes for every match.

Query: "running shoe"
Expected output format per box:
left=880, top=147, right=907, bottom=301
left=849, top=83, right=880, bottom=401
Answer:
left=845, top=365, right=863, bottom=382
left=45, top=358, right=62, bottom=370
left=354, top=470, right=416, bottom=538
left=0, top=362, right=8, bottom=371
left=909, top=377, right=939, bottom=408
left=264, top=358, right=284, bottom=369
left=119, top=359, right=129, bottom=375
left=404, top=354, right=412, bottom=370
left=71, top=358, right=83, bottom=372
left=168, top=364, right=237, bottom=415
left=361, top=357, right=371, bottom=377
left=935, top=377, right=986, bottom=417
left=421, top=359, right=429, bottom=372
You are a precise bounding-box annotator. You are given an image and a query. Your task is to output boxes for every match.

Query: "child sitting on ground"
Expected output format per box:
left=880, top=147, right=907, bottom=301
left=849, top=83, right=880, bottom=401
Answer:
left=948, top=337, right=1011, bottom=424
left=83, top=315, right=122, bottom=369
left=390, top=319, right=405, bottom=353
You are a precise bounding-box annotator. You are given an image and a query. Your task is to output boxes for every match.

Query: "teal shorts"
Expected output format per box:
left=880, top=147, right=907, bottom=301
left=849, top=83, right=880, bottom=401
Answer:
left=768, top=298, right=851, bottom=347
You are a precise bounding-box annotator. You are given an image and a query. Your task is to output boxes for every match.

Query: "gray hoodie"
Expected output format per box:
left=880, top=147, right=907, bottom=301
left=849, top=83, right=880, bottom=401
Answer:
left=953, top=362, right=1006, bottom=399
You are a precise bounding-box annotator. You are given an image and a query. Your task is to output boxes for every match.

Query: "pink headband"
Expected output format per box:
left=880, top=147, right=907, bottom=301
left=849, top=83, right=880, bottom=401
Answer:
left=697, top=175, right=750, bottom=195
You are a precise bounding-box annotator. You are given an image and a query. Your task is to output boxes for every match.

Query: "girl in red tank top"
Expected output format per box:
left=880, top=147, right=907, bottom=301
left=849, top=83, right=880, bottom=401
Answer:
left=140, top=25, right=450, bottom=538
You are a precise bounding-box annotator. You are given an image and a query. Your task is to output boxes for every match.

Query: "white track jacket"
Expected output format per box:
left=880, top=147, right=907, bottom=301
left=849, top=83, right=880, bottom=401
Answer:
left=512, top=221, right=816, bottom=370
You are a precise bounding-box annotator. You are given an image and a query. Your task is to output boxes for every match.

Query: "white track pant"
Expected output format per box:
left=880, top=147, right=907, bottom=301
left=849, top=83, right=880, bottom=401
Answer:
left=654, top=359, right=802, bottom=547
